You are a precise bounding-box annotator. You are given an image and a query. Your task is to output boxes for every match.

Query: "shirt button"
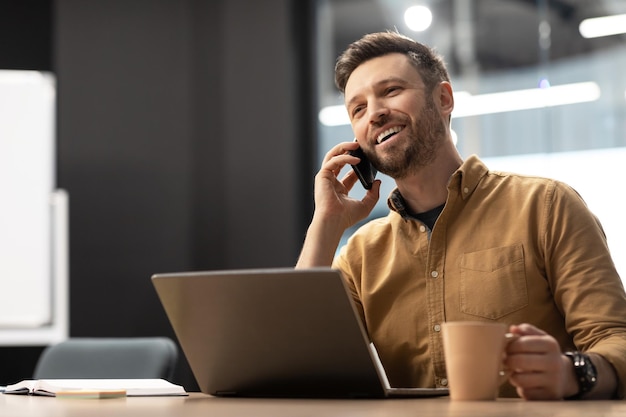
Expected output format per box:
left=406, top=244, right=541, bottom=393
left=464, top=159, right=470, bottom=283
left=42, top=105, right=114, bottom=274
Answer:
left=440, top=378, right=448, bottom=386
left=419, top=225, right=426, bottom=232
left=433, top=324, right=441, bottom=332
left=463, top=187, right=469, bottom=194
left=431, top=270, right=439, bottom=278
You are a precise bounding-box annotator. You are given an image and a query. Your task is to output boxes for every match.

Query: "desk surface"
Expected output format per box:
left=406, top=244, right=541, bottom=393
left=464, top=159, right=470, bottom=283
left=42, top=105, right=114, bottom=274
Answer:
left=2, top=393, right=626, bottom=417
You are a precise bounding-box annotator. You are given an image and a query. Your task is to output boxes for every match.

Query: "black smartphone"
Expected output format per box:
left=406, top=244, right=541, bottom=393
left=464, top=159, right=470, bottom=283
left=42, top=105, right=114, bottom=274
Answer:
left=349, top=145, right=377, bottom=190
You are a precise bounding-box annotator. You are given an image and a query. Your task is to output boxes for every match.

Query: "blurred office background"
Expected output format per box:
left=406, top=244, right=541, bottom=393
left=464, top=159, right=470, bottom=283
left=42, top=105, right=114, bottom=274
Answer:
left=318, top=0, right=626, bottom=277
left=0, top=0, right=624, bottom=391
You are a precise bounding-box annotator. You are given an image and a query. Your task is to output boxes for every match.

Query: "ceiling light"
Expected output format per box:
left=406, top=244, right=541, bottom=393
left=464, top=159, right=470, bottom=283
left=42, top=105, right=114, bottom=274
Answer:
left=452, top=82, right=600, bottom=118
left=404, top=5, right=433, bottom=32
left=318, top=105, right=348, bottom=127
left=579, top=14, right=626, bottom=38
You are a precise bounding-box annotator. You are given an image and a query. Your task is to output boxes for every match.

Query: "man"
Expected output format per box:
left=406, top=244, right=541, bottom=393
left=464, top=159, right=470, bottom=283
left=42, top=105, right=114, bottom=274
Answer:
left=296, top=31, right=626, bottom=400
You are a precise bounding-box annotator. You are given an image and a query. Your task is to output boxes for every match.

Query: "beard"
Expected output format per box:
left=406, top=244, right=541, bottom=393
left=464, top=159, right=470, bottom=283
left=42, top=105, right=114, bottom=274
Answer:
left=367, top=97, right=446, bottom=180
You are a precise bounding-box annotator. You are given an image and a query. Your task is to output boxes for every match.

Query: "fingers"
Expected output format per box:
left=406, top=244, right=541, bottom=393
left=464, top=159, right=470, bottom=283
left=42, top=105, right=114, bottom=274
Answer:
left=320, top=141, right=368, bottom=195
left=508, top=323, right=547, bottom=337
left=507, top=344, right=562, bottom=372
left=506, top=325, right=551, bottom=359
left=321, top=141, right=360, bottom=175
left=339, top=168, right=360, bottom=189
left=361, top=179, right=382, bottom=208
left=506, top=331, right=561, bottom=373
left=339, top=171, right=381, bottom=210
left=507, top=334, right=558, bottom=355
left=313, top=141, right=380, bottom=227
left=321, top=141, right=359, bottom=164
left=509, top=366, right=564, bottom=400
left=515, top=386, right=561, bottom=401
left=505, top=324, right=566, bottom=400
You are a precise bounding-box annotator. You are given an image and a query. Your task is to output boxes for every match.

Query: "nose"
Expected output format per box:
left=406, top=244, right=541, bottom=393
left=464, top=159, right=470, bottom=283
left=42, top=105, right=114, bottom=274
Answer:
left=368, top=101, right=390, bottom=124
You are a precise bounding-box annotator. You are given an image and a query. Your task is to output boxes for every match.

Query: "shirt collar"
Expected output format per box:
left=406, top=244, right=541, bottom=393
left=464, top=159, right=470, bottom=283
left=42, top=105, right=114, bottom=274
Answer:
left=387, top=155, right=489, bottom=218
left=449, top=154, right=489, bottom=199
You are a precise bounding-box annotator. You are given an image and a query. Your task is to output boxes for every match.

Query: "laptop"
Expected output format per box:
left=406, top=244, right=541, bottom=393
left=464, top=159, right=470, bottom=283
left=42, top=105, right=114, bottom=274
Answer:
left=151, top=267, right=449, bottom=398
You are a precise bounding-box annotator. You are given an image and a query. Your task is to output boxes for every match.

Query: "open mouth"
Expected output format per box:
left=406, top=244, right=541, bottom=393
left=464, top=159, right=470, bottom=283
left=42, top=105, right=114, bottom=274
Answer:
left=376, top=126, right=404, bottom=144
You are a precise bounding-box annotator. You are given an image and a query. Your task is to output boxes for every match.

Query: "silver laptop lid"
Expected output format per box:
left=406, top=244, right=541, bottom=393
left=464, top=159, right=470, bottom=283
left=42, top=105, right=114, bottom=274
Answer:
left=152, top=267, right=388, bottom=398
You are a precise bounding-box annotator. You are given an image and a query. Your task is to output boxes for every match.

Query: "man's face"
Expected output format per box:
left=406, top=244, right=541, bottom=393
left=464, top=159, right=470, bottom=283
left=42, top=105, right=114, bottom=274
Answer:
left=344, top=53, right=446, bottom=179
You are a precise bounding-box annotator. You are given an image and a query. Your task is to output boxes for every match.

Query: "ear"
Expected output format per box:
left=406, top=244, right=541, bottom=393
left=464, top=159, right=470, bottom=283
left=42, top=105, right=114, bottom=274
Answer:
left=435, top=81, right=454, bottom=117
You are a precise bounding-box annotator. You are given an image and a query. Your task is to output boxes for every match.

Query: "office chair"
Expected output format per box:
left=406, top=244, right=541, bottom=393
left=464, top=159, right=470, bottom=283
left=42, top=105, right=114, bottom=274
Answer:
left=33, top=337, right=178, bottom=380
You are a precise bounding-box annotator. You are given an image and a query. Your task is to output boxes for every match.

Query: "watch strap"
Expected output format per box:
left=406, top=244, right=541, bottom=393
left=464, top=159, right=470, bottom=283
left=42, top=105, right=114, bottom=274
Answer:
left=564, top=351, right=598, bottom=400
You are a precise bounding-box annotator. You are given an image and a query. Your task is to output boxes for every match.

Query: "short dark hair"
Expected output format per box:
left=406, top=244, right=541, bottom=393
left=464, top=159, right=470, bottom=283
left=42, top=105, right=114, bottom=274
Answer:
left=334, top=31, right=450, bottom=94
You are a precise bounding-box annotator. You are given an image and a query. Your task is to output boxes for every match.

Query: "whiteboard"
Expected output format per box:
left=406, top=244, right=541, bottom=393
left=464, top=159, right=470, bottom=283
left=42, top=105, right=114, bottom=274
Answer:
left=0, top=70, right=56, bottom=328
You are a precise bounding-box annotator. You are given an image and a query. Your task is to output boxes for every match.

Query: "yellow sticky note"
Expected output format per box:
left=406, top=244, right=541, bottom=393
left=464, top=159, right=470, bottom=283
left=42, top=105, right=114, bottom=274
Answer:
left=56, top=389, right=127, bottom=399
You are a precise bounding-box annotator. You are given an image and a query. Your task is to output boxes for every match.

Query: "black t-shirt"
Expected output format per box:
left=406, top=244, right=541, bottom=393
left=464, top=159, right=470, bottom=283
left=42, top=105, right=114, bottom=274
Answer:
left=413, top=203, right=445, bottom=230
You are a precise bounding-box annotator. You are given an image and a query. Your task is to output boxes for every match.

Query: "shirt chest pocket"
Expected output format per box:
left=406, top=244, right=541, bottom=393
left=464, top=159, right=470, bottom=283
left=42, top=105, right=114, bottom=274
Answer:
left=458, top=244, right=528, bottom=320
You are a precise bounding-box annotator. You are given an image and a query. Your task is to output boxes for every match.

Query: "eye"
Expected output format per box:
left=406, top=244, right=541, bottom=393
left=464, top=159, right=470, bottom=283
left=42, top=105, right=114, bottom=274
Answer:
left=351, top=104, right=365, bottom=118
left=385, top=86, right=401, bottom=95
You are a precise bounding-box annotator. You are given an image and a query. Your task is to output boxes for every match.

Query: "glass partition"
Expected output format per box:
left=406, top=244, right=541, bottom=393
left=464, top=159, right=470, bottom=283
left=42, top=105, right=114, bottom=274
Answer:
left=315, top=0, right=626, bottom=277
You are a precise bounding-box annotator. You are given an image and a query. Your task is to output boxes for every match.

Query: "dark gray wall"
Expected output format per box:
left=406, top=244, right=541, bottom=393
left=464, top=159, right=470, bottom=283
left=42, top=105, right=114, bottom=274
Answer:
left=0, top=0, right=316, bottom=390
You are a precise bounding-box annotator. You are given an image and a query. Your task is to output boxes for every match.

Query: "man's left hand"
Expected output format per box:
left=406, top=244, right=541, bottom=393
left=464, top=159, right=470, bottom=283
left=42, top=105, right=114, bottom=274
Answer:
left=505, top=323, right=578, bottom=400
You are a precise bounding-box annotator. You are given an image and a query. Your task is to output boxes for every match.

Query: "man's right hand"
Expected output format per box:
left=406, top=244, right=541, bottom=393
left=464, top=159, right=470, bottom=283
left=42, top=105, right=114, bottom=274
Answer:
left=314, top=141, right=381, bottom=230
left=296, top=141, right=381, bottom=268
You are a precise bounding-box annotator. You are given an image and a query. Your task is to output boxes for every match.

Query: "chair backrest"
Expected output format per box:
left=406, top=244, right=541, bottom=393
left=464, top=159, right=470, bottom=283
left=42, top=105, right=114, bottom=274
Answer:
left=33, top=337, right=178, bottom=380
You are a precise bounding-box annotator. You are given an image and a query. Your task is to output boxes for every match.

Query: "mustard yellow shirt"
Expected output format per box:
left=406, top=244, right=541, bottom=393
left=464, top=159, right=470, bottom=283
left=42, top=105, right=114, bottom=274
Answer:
left=333, top=155, right=626, bottom=398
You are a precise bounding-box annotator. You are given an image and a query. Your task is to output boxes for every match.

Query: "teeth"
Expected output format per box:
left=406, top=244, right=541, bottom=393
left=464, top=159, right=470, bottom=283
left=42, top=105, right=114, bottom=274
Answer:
left=377, top=126, right=403, bottom=144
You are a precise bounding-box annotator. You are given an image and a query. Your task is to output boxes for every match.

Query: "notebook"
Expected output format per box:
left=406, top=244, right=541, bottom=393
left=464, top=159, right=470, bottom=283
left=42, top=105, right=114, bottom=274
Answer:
left=151, top=267, right=449, bottom=398
left=3, top=378, right=186, bottom=397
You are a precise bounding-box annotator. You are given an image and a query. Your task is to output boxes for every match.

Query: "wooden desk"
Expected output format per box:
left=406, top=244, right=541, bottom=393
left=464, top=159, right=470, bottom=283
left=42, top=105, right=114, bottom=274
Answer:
left=1, top=393, right=625, bottom=417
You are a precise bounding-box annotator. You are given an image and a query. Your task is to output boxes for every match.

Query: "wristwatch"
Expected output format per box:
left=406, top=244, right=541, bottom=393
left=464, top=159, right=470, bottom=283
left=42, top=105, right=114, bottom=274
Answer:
left=564, top=351, right=597, bottom=399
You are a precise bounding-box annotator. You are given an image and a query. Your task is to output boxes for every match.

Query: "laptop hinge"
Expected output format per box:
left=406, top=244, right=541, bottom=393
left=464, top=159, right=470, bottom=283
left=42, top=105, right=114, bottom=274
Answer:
left=368, top=342, right=392, bottom=390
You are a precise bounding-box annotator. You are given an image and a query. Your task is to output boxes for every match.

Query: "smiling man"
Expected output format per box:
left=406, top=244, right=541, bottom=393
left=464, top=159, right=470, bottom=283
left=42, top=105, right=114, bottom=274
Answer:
left=296, top=31, right=626, bottom=400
